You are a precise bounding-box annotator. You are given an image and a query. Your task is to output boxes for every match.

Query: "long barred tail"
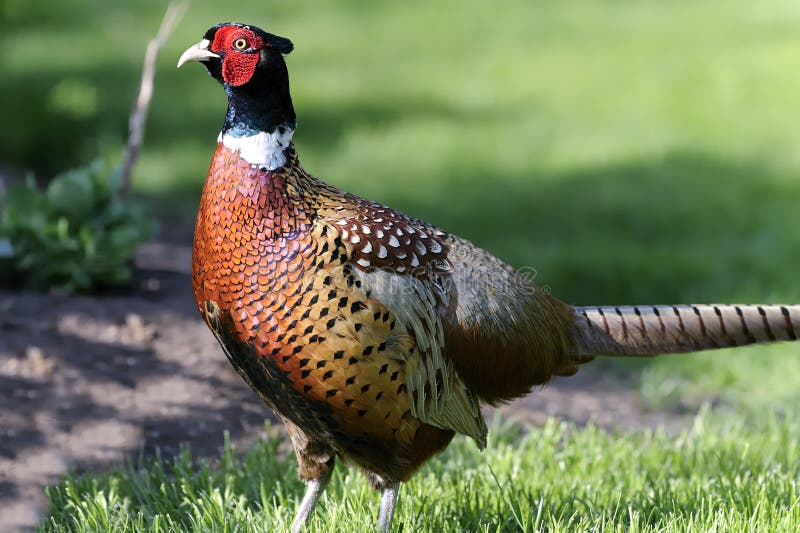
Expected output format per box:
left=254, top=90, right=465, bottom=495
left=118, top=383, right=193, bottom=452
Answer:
left=572, top=304, right=800, bottom=356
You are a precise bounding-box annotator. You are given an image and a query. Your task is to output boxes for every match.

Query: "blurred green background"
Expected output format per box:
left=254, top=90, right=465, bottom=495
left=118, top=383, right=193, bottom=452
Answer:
left=2, top=0, right=800, bottom=410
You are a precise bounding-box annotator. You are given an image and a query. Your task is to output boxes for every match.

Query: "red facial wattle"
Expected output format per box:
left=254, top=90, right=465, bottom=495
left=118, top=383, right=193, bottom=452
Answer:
left=211, top=26, right=266, bottom=87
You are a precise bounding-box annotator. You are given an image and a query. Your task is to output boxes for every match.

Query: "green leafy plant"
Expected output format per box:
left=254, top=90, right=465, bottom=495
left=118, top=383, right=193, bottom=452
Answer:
left=0, top=160, right=156, bottom=293
left=0, top=4, right=184, bottom=293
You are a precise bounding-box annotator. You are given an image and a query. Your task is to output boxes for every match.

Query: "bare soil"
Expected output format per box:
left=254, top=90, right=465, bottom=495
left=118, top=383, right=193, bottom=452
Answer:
left=0, top=227, right=687, bottom=532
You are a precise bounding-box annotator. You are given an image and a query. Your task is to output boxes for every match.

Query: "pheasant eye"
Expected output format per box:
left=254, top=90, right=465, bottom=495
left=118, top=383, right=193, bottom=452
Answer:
left=233, top=38, right=248, bottom=50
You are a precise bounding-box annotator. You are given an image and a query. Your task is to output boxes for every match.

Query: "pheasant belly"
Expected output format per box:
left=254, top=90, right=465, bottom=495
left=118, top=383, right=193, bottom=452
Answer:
left=192, top=145, right=452, bottom=484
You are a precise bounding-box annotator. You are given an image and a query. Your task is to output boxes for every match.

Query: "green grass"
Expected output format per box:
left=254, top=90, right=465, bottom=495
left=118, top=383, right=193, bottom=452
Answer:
left=43, top=413, right=800, bottom=532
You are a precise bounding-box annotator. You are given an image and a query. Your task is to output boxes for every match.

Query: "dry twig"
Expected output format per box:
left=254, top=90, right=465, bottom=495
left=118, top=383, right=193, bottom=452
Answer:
left=119, top=1, right=189, bottom=198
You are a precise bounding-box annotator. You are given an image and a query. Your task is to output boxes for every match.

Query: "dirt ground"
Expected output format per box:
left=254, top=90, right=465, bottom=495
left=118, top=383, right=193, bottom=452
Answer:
left=0, top=228, right=686, bottom=532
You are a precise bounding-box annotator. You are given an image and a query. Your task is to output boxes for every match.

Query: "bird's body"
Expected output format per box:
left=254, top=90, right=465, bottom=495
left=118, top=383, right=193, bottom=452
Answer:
left=192, top=139, right=584, bottom=484
left=193, top=142, right=456, bottom=483
left=180, top=22, right=800, bottom=531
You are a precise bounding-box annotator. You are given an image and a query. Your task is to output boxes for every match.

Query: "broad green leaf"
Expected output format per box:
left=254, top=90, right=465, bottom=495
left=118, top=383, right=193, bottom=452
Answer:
left=46, top=169, right=95, bottom=219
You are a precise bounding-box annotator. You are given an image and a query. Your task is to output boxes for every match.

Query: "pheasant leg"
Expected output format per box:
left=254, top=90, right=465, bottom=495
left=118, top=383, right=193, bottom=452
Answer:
left=290, top=468, right=332, bottom=533
left=377, top=484, right=399, bottom=533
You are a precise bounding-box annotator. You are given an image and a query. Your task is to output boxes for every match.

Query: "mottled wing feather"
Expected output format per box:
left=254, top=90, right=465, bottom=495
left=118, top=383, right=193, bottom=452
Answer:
left=329, top=197, right=452, bottom=274
left=320, top=197, right=488, bottom=447
left=352, top=266, right=485, bottom=446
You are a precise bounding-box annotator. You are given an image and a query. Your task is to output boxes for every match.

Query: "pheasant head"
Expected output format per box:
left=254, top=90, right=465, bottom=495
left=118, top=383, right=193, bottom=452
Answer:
left=178, top=23, right=296, bottom=170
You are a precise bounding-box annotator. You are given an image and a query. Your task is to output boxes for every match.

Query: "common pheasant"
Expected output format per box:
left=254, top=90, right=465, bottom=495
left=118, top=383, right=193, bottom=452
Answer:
left=179, top=23, right=800, bottom=532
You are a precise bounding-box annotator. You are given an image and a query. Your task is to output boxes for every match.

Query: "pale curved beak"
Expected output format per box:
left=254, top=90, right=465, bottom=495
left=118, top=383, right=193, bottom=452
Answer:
left=177, top=39, right=219, bottom=68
